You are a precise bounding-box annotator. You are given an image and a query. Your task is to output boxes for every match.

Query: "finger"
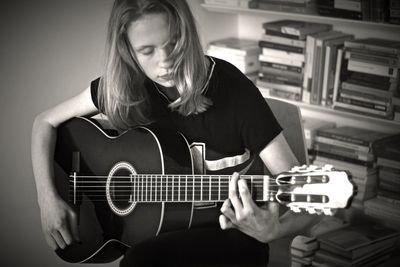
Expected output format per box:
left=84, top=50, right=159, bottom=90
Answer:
left=44, top=233, right=59, bottom=251
left=220, top=199, right=237, bottom=224
left=229, top=172, right=243, bottom=211
left=219, top=215, right=235, bottom=230
left=238, top=179, right=257, bottom=211
left=51, top=230, right=67, bottom=249
left=59, top=227, right=74, bottom=246
left=268, top=202, right=279, bottom=216
left=69, top=211, right=81, bottom=242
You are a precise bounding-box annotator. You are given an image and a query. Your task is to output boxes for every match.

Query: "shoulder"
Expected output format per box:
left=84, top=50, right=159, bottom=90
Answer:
left=207, top=57, right=262, bottom=104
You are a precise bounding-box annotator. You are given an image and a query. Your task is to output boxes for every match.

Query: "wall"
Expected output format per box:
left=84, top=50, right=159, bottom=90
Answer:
left=0, top=0, right=118, bottom=266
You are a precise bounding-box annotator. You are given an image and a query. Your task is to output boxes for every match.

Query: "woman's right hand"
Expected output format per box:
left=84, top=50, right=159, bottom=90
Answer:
left=39, top=194, right=80, bottom=250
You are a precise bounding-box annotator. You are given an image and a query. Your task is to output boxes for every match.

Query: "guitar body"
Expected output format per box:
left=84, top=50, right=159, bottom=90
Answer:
left=54, top=117, right=194, bottom=263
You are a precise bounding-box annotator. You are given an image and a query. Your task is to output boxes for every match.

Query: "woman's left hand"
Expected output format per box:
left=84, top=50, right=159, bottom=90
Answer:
left=219, top=172, right=282, bottom=243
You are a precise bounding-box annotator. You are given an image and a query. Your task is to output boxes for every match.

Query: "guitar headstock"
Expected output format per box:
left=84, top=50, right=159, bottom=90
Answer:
left=274, top=165, right=356, bottom=216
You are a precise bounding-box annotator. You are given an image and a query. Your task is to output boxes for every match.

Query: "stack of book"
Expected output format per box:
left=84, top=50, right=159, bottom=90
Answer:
left=316, top=0, right=389, bottom=23
left=248, top=0, right=318, bottom=14
left=313, top=224, right=400, bottom=266
left=303, top=30, right=354, bottom=105
left=313, top=126, right=391, bottom=206
left=364, top=134, right=400, bottom=230
left=302, top=116, right=336, bottom=161
left=206, top=37, right=260, bottom=81
left=332, top=38, right=400, bottom=120
left=204, top=0, right=252, bottom=8
left=256, top=20, right=331, bottom=100
left=389, top=0, right=400, bottom=24
left=290, top=235, right=319, bottom=267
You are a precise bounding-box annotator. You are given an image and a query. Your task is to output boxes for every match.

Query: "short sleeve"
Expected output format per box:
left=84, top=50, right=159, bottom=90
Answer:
left=90, top=77, right=101, bottom=109
left=237, top=83, right=282, bottom=154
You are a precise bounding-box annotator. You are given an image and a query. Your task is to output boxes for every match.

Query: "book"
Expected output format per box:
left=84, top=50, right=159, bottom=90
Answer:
left=260, top=33, right=306, bottom=48
left=372, top=133, right=400, bottom=161
left=260, top=47, right=305, bottom=62
left=344, top=38, right=400, bottom=55
left=317, top=224, right=400, bottom=260
left=262, top=20, right=332, bottom=40
left=259, top=54, right=304, bottom=67
left=344, top=50, right=399, bottom=68
left=260, top=61, right=303, bottom=73
left=303, top=31, right=341, bottom=103
left=364, top=198, right=400, bottom=218
left=316, top=126, right=390, bottom=151
left=302, top=117, right=335, bottom=150
left=258, top=40, right=304, bottom=53
left=347, top=59, right=399, bottom=78
left=251, top=0, right=318, bottom=14
left=310, top=32, right=354, bottom=105
left=204, top=0, right=240, bottom=7
left=207, top=37, right=260, bottom=55
left=314, top=142, right=375, bottom=162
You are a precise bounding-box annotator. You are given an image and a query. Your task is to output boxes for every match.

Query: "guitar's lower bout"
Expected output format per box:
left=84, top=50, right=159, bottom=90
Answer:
left=54, top=117, right=194, bottom=263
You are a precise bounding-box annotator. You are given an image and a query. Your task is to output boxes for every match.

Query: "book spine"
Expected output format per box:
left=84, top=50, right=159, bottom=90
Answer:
left=341, top=81, right=394, bottom=97
left=259, top=54, right=304, bottom=67
left=347, top=59, right=399, bottom=78
left=332, top=48, right=344, bottom=106
left=260, top=34, right=306, bottom=48
left=315, top=142, right=375, bottom=162
left=302, top=35, right=317, bottom=103
left=339, top=90, right=391, bottom=106
left=314, top=135, right=370, bottom=152
left=333, top=100, right=393, bottom=117
left=255, top=1, right=317, bottom=14
left=260, top=66, right=304, bottom=79
left=207, top=45, right=259, bottom=56
left=256, top=79, right=302, bottom=94
left=259, top=72, right=303, bottom=86
left=260, top=61, right=303, bottom=73
left=345, top=50, right=399, bottom=67
left=258, top=40, right=304, bottom=53
left=261, top=47, right=305, bottom=62
left=204, top=0, right=240, bottom=6
left=321, top=45, right=332, bottom=106
left=338, top=96, right=390, bottom=112
left=344, top=40, right=400, bottom=55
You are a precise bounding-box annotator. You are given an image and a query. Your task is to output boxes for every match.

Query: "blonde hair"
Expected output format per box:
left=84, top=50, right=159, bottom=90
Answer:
left=98, top=0, right=211, bottom=130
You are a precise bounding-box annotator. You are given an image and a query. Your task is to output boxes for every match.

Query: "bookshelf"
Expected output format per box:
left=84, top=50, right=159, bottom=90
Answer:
left=191, top=1, right=400, bottom=134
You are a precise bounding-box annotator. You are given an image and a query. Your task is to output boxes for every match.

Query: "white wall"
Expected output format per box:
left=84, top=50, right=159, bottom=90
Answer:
left=0, top=0, right=118, bottom=266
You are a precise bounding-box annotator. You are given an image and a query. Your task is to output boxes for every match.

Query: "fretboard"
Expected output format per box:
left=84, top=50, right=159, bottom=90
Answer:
left=128, top=174, right=273, bottom=203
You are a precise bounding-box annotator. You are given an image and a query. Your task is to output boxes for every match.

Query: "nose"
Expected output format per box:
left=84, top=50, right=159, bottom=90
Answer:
left=158, top=48, right=173, bottom=69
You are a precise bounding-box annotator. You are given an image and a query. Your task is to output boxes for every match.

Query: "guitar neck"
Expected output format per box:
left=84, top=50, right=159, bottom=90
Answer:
left=128, top=174, right=274, bottom=203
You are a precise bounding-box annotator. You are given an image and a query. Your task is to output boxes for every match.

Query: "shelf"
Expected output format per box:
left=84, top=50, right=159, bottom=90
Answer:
left=266, top=96, right=400, bottom=132
left=201, top=4, right=400, bottom=29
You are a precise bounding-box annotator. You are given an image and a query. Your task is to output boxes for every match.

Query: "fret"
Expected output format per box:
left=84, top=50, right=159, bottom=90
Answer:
left=218, top=176, right=221, bottom=201
left=141, top=175, right=144, bottom=202
left=171, top=176, right=175, bottom=201
left=185, top=176, right=188, bottom=201
left=178, top=176, right=181, bottom=201
left=209, top=176, right=212, bottom=201
left=132, top=175, right=136, bottom=202
left=203, top=176, right=209, bottom=201
left=155, top=175, right=158, bottom=202
left=200, top=176, right=203, bottom=201
left=194, top=176, right=201, bottom=201
left=149, top=175, right=152, bottom=202
left=220, top=176, right=229, bottom=200
left=145, top=175, right=148, bottom=202
left=166, top=175, right=169, bottom=202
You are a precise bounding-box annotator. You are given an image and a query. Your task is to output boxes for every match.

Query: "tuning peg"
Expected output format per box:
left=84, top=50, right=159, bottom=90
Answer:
left=322, top=164, right=333, bottom=171
left=290, top=206, right=301, bottom=213
left=306, top=207, right=316, bottom=214
left=322, top=208, right=333, bottom=216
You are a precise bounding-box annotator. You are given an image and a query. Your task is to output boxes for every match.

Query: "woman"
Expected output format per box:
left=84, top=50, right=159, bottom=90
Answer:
left=32, top=0, right=318, bottom=266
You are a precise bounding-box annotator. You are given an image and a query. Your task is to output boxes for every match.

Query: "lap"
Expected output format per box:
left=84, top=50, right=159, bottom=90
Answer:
left=119, top=227, right=269, bottom=267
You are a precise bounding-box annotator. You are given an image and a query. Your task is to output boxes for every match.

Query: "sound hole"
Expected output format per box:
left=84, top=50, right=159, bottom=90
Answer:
left=109, top=168, right=132, bottom=210
left=106, top=162, right=136, bottom=216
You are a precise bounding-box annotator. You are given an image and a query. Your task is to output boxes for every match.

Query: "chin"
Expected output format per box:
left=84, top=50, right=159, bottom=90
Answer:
left=158, top=80, right=175, bottom=87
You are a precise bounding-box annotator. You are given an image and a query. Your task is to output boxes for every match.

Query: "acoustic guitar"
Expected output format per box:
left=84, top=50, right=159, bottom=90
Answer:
left=54, top=117, right=356, bottom=263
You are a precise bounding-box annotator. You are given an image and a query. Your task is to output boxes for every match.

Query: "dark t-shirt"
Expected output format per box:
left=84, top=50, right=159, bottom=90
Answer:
left=91, top=57, right=282, bottom=175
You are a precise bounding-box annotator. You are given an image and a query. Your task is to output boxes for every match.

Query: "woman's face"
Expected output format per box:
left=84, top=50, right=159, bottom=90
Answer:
left=127, top=13, right=175, bottom=88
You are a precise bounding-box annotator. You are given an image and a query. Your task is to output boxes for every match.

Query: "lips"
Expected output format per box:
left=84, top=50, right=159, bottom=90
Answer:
left=159, top=73, right=172, bottom=80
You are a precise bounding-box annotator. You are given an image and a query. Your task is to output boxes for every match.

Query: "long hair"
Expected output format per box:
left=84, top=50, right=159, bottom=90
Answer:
left=98, top=0, right=211, bottom=130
